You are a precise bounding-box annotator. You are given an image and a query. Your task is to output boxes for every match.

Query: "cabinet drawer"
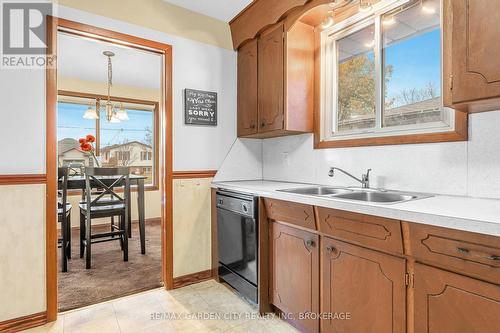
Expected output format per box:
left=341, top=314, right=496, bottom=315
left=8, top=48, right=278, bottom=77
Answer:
left=264, top=198, right=316, bottom=230
left=316, top=207, right=403, bottom=254
left=407, top=223, right=500, bottom=285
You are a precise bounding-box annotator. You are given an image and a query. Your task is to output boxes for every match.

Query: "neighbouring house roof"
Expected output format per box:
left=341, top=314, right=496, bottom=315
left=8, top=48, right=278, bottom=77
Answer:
left=58, top=138, right=82, bottom=154
left=339, top=97, right=441, bottom=125
left=100, top=141, right=152, bottom=152
left=385, top=97, right=441, bottom=116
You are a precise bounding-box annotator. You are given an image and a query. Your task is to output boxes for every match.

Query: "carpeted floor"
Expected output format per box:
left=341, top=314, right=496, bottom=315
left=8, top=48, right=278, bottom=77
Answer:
left=58, top=219, right=163, bottom=312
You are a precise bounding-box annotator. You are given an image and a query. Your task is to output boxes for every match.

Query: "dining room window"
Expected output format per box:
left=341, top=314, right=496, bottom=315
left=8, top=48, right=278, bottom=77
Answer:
left=57, top=94, right=158, bottom=186
left=320, top=0, right=454, bottom=143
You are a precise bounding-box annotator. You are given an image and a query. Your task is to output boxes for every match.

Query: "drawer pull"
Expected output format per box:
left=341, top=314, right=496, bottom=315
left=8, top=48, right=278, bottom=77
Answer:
left=487, top=255, right=500, bottom=261
left=326, top=245, right=336, bottom=253
left=457, top=247, right=470, bottom=254
left=305, top=239, right=315, bottom=248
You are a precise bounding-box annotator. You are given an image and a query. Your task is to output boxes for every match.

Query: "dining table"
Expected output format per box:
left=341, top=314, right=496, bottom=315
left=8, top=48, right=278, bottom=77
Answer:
left=61, top=174, right=147, bottom=254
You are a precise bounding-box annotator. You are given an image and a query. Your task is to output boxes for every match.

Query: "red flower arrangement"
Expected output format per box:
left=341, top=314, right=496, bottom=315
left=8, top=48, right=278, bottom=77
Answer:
left=79, top=134, right=100, bottom=167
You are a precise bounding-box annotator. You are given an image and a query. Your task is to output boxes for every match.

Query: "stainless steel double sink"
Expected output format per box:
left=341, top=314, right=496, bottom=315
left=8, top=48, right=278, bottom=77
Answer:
left=277, top=186, right=431, bottom=204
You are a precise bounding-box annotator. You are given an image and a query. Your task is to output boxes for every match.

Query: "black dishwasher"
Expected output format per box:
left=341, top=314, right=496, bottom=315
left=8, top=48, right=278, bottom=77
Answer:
left=216, top=190, right=258, bottom=304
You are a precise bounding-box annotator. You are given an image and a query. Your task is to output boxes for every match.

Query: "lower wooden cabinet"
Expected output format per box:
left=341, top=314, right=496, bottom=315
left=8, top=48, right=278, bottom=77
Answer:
left=262, top=199, right=500, bottom=333
left=270, top=222, right=319, bottom=333
left=321, top=237, right=406, bottom=333
left=414, top=263, right=500, bottom=333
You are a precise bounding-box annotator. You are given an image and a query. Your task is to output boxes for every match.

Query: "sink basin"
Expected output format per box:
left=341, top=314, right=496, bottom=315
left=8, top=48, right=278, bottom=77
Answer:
left=331, top=191, right=417, bottom=203
left=278, top=185, right=431, bottom=204
left=278, top=186, right=352, bottom=196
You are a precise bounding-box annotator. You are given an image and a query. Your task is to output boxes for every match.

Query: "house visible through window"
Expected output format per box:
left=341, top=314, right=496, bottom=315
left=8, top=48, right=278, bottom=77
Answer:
left=57, top=95, right=157, bottom=185
left=321, top=0, right=453, bottom=141
left=140, top=151, right=152, bottom=161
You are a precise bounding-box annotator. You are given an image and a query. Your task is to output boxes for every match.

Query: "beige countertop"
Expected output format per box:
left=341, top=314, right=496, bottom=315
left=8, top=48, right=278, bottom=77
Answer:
left=212, top=180, right=500, bottom=237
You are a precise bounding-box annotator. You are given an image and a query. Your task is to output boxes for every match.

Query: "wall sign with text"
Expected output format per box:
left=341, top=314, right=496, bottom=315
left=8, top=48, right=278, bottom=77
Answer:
left=184, top=89, right=217, bottom=126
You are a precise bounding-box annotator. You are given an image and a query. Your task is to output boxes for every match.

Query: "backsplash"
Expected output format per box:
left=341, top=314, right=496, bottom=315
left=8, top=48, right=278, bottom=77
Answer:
left=262, top=111, right=500, bottom=199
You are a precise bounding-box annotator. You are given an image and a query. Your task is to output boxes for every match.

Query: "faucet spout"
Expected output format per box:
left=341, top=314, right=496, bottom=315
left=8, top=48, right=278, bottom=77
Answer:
left=328, top=167, right=371, bottom=188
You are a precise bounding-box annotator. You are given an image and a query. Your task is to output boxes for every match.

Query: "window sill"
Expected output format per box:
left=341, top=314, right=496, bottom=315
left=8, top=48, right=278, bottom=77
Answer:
left=314, top=111, right=468, bottom=149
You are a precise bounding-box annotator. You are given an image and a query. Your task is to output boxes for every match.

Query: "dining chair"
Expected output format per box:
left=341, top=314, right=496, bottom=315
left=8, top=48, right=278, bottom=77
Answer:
left=79, top=167, right=130, bottom=269
left=58, top=167, right=72, bottom=272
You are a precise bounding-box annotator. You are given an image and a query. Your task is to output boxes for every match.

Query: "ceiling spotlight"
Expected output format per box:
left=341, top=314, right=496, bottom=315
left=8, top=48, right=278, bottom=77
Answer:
left=328, top=0, right=341, bottom=7
left=359, top=0, right=372, bottom=12
left=382, top=16, right=396, bottom=26
left=364, top=40, right=375, bottom=48
left=421, top=0, right=436, bottom=14
left=421, top=5, right=436, bottom=14
left=321, top=11, right=335, bottom=29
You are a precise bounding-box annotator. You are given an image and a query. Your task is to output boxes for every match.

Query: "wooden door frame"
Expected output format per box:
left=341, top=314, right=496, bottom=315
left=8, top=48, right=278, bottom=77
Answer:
left=46, top=16, right=174, bottom=321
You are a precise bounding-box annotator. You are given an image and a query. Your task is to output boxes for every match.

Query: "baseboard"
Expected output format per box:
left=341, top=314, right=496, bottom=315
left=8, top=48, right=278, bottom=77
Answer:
left=0, top=312, right=47, bottom=333
left=173, top=269, right=213, bottom=289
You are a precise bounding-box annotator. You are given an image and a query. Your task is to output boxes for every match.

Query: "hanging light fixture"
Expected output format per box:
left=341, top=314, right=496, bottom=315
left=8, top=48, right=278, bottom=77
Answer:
left=321, top=10, right=335, bottom=29
left=81, top=51, right=128, bottom=123
left=359, top=0, right=372, bottom=12
left=83, top=101, right=99, bottom=119
left=116, top=103, right=129, bottom=121
left=102, top=51, right=120, bottom=123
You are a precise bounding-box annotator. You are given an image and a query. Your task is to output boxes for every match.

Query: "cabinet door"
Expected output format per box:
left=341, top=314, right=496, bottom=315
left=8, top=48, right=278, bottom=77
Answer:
left=414, top=263, right=500, bottom=333
left=449, top=0, right=500, bottom=106
left=258, top=23, right=284, bottom=133
left=321, top=237, right=406, bottom=333
left=237, top=39, right=258, bottom=136
left=270, top=222, right=319, bottom=333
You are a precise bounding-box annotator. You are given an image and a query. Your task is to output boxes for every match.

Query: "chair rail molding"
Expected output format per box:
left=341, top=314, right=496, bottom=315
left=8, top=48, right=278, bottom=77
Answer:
left=0, top=174, right=46, bottom=185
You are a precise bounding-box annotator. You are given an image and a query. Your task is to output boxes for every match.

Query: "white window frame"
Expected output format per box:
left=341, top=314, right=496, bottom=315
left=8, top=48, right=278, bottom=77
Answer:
left=320, top=0, right=455, bottom=142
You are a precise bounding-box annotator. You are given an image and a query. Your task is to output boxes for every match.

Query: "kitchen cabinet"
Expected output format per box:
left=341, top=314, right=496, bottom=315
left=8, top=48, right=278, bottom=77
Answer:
left=406, top=222, right=500, bottom=285
left=237, top=39, right=258, bottom=136
left=270, top=221, right=319, bottom=333
left=316, top=207, right=403, bottom=255
left=447, top=0, right=500, bottom=112
left=414, top=263, right=500, bottom=333
left=265, top=198, right=316, bottom=230
left=255, top=197, right=500, bottom=332
left=321, top=237, right=406, bottom=333
left=237, top=20, right=314, bottom=138
left=258, top=24, right=285, bottom=133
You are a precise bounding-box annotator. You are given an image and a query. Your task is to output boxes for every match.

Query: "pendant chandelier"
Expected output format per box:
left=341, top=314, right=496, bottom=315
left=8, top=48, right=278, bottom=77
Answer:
left=82, top=51, right=129, bottom=122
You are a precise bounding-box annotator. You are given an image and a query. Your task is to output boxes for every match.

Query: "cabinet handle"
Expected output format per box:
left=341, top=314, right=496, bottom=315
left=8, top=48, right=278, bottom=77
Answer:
left=261, top=122, right=266, bottom=128
left=326, top=245, right=336, bottom=253
left=305, top=239, right=315, bottom=248
left=250, top=124, right=256, bottom=129
left=458, top=247, right=499, bottom=260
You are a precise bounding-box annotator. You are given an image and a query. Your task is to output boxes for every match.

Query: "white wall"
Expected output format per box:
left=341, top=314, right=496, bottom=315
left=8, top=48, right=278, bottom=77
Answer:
left=0, top=4, right=236, bottom=321
left=262, top=111, right=500, bottom=199
left=0, top=5, right=237, bottom=175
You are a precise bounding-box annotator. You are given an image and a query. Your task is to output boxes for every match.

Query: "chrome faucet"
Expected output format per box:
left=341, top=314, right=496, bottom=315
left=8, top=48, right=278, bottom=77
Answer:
left=328, top=167, right=372, bottom=188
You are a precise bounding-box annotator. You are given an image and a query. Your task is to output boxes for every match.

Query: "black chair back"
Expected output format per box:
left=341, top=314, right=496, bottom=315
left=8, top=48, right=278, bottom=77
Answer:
left=83, top=167, right=130, bottom=211
left=58, top=167, right=69, bottom=213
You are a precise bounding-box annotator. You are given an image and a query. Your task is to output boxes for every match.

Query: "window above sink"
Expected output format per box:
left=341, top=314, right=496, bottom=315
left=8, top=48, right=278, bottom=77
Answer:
left=317, top=0, right=467, bottom=148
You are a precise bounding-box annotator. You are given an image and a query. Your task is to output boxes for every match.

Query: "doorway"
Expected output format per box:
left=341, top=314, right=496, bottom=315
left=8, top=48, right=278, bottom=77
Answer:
left=45, top=17, right=173, bottom=320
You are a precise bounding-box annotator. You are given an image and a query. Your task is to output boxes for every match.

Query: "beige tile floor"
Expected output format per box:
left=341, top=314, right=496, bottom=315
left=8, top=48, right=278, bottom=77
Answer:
left=23, top=280, right=299, bottom=333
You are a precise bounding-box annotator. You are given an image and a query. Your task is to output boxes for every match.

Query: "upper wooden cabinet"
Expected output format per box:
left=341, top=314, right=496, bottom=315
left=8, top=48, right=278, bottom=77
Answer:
left=258, top=24, right=285, bottom=133
left=447, top=0, right=500, bottom=112
left=237, top=21, right=314, bottom=138
left=237, top=39, right=258, bottom=136
left=414, top=263, right=500, bottom=333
